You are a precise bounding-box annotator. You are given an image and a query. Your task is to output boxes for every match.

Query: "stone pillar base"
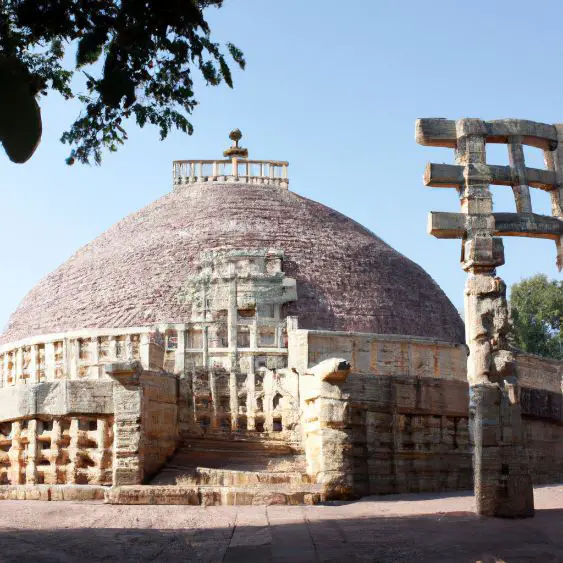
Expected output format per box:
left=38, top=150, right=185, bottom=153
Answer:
left=470, top=383, right=534, bottom=518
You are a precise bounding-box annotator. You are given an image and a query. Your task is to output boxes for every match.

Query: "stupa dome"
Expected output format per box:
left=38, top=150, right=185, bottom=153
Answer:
left=0, top=137, right=464, bottom=346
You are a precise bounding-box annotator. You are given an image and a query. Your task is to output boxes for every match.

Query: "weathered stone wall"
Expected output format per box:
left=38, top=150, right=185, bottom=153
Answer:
left=513, top=354, right=563, bottom=486
left=0, top=382, right=115, bottom=486
left=0, top=365, right=179, bottom=489
left=295, top=330, right=563, bottom=497
left=108, top=363, right=180, bottom=486
left=0, top=416, right=114, bottom=487
left=299, top=330, right=467, bottom=382
left=0, top=380, right=113, bottom=485
left=524, top=419, right=563, bottom=485
left=0, top=381, right=114, bottom=421
left=140, top=373, right=178, bottom=479
left=516, top=352, right=562, bottom=394
left=356, top=376, right=471, bottom=495
left=304, top=368, right=563, bottom=498
left=0, top=321, right=560, bottom=501
left=302, top=371, right=472, bottom=497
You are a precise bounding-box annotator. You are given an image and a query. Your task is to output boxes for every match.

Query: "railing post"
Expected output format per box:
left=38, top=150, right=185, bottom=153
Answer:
left=189, top=162, right=195, bottom=183
left=232, top=157, right=238, bottom=180
left=282, top=163, right=289, bottom=188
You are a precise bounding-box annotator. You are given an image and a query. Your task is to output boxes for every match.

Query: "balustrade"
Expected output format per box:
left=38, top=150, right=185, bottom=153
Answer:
left=172, top=158, right=289, bottom=189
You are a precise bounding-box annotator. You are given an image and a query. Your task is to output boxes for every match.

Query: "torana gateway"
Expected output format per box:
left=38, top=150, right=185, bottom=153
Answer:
left=0, top=130, right=560, bottom=505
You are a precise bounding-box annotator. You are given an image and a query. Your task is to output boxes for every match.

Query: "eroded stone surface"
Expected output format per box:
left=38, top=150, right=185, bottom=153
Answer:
left=416, top=116, right=563, bottom=517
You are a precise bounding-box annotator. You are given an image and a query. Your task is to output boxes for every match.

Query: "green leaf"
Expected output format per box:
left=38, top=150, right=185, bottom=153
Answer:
left=77, top=30, right=108, bottom=67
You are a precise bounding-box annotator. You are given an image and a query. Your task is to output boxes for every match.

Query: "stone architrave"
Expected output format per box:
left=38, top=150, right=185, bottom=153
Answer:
left=416, top=117, right=563, bottom=518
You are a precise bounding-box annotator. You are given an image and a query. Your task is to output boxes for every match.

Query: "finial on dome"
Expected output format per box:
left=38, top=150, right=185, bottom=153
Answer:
left=223, top=128, right=249, bottom=158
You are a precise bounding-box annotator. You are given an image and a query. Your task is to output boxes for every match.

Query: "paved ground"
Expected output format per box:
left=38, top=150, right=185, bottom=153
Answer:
left=2, top=486, right=563, bottom=562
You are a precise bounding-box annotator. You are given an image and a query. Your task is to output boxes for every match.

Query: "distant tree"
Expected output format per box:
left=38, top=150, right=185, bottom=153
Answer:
left=510, top=274, right=563, bottom=359
left=0, top=1, right=244, bottom=164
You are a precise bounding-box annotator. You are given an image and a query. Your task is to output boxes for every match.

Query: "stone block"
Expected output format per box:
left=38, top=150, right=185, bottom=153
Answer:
left=317, top=399, right=348, bottom=428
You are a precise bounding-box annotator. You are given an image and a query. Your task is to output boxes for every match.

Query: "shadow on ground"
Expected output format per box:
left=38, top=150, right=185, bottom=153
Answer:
left=2, top=508, right=563, bottom=562
left=324, top=489, right=476, bottom=506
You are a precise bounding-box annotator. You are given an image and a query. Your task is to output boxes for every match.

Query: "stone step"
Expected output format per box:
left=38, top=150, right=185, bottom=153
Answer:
left=178, top=437, right=298, bottom=455
left=149, top=437, right=309, bottom=491
left=0, top=484, right=106, bottom=501
left=106, top=484, right=324, bottom=506
left=167, top=451, right=305, bottom=470
left=151, top=466, right=312, bottom=487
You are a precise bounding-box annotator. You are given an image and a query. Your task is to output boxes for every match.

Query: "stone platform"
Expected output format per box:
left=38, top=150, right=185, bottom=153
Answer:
left=3, top=485, right=563, bottom=561
left=106, top=484, right=322, bottom=506
left=0, top=484, right=106, bottom=501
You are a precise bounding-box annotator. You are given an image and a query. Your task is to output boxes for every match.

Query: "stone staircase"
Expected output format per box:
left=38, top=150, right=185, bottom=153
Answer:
left=151, top=438, right=309, bottom=485
left=105, top=437, right=323, bottom=506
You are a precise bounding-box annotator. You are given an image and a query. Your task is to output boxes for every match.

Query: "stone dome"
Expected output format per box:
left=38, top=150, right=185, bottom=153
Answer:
left=0, top=181, right=465, bottom=345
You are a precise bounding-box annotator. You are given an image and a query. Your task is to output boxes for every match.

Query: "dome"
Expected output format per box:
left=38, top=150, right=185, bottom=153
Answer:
left=0, top=177, right=464, bottom=345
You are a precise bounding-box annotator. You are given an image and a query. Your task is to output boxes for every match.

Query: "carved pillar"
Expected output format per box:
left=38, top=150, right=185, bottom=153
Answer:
left=110, top=370, right=143, bottom=486
left=30, top=345, right=39, bottom=384
left=69, top=339, right=79, bottom=380
left=8, top=421, right=23, bottom=484
left=66, top=417, right=79, bottom=484
left=15, top=348, right=23, bottom=383
left=507, top=136, right=532, bottom=213
left=2, top=353, right=9, bottom=387
left=139, top=333, right=150, bottom=370
left=45, top=342, right=55, bottom=381
left=202, top=326, right=209, bottom=378
left=209, top=370, right=218, bottom=428
left=264, top=369, right=274, bottom=432
left=109, top=336, right=117, bottom=361
left=247, top=355, right=256, bottom=431
left=175, top=328, right=186, bottom=377
left=543, top=125, right=563, bottom=271
left=94, top=417, right=109, bottom=485
left=62, top=339, right=70, bottom=378
left=229, top=370, right=239, bottom=431
left=418, top=116, right=563, bottom=517
left=51, top=419, right=62, bottom=484
left=190, top=371, right=198, bottom=427
left=457, top=119, right=533, bottom=518
left=25, top=419, right=38, bottom=484
left=90, top=337, right=100, bottom=379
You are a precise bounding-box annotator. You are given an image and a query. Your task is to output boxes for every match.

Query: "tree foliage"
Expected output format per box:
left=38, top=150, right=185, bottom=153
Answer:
left=510, top=274, right=563, bottom=359
left=0, top=0, right=245, bottom=164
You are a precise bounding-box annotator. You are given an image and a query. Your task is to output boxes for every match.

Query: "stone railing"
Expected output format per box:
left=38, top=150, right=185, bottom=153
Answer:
left=0, top=321, right=292, bottom=388
left=287, top=328, right=469, bottom=382
left=0, top=327, right=168, bottom=387
left=172, top=158, right=289, bottom=189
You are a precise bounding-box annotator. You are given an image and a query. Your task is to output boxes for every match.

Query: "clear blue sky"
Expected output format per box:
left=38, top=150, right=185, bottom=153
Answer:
left=1, top=0, right=561, bottom=330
